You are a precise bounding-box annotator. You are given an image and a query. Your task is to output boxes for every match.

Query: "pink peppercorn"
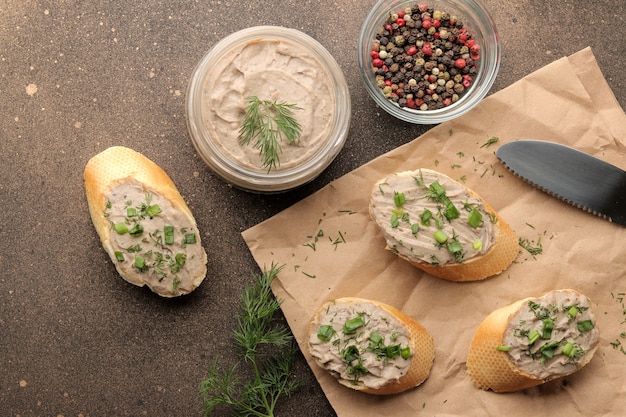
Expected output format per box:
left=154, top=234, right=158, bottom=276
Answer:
left=370, top=50, right=379, bottom=59
left=406, top=45, right=418, bottom=55
left=372, top=58, right=384, bottom=68
left=396, top=18, right=405, bottom=26
left=463, top=75, right=473, bottom=88
left=455, top=58, right=466, bottom=69
left=397, top=10, right=405, bottom=18
left=422, top=19, right=432, bottom=29
left=406, top=98, right=416, bottom=108
left=443, top=97, right=452, bottom=106
left=422, top=42, right=432, bottom=56
left=470, top=44, right=481, bottom=60
left=433, top=19, right=441, bottom=28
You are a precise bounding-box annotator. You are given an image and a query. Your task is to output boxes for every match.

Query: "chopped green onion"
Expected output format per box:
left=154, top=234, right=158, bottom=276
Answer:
left=433, top=230, right=448, bottom=244
left=400, top=346, right=412, bottom=359
left=134, top=255, right=146, bottom=271
left=495, top=345, right=510, bottom=352
left=527, top=329, right=540, bottom=345
left=317, top=325, right=336, bottom=342
left=369, top=332, right=383, bottom=346
left=420, top=209, right=433, bottom=225
left=539, top=341, right=560, bottom=360
left=391, top=213, right=399, bottom=228
left=183, top=233, right=197, bottom=244
left=126, top=207, right=138, bottom=217
left=447, top=240, right=463, bottom=255
left=568, top=305, right=580, bottom=319
left=429, top=181, right=446, bottom=198
left=411, top=223, right=420, bottom=235
left=394, top=191, right=406, bottom=207
left=562, top=342, right=576, bottom=358
left=146, top=204, right=162, bottom=218
left=443, top=198, right=460, bottom=220
left=472, top=239, right=483, bottom=251
left=467, top=208, right=483, bottom=228
left=129, top=223, right=144, bottom=237
left=114, top=251, right=125, bottom=262
left=343, top=316, right=365, bottom=335
left=577, top=319, right=595, bottom=333
left=175, top=253, right=187, bottom=267
left=542, top=319, right=554, bottom=339
left=164, top=225, right=175, bottom=245
left=114, top=222, right=128, bottom=235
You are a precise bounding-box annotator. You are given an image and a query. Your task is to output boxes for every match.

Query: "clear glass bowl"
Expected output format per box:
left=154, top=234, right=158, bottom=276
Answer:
left=358, top=0, right=500, bottom=124
left=186, top=26, right=351, bottom=193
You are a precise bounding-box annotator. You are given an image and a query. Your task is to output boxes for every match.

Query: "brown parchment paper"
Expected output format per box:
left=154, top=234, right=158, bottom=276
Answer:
left=242, top=47, right=626, bottom=417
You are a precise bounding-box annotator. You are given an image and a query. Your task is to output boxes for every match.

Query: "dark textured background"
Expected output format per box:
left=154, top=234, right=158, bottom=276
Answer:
left=1, top=1, right=624, bottom=416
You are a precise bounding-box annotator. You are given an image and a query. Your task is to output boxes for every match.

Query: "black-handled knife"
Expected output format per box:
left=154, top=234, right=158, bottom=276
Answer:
left=496, top=140, right=626, bottom=226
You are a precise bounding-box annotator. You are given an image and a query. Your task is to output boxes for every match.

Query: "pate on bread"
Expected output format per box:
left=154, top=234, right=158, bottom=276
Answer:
left=467, top=289, right=600, bottom=392
left=84, top=146, right=207, bottom=297
left=308, top=297, right=435, bottom=395
left=369, top=168, right=518, bottom=281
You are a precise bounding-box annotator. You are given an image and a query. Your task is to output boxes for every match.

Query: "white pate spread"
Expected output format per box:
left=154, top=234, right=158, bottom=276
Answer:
left=308, top=301, right=412, bottom=390
left=201, top=38, right=336, bottom=171
left=502, top=290, right=599, bottom=379
left=370, top=169, right=496, bottom=265
left=104, top=180, right=205, bottom=295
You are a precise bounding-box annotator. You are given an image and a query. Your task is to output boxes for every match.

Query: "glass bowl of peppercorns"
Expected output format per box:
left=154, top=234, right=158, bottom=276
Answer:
left=358, top=0, right=500, bottom=124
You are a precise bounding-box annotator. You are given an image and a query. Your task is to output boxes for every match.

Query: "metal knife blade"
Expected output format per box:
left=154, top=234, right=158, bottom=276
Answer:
left=496, top=140, right=626, bottom=226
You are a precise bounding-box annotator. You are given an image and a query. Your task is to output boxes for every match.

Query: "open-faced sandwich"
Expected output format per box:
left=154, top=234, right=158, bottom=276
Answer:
left=308, top=297, right=435, bottom=395
left=369, top=168, right=518, bottom=281
left=84, top=146, right=207, bottom=297
left=467, top=289, right=600, bottom=392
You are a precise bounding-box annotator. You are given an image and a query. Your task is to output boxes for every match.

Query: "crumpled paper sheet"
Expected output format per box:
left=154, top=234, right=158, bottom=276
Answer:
left=242, top=47, right=626, bottom=417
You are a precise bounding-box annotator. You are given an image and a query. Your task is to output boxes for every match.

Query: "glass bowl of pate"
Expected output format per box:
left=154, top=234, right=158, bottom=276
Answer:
left=186, top=26, right=351, bottom=193
left=358, top=0, right=500, bottom=124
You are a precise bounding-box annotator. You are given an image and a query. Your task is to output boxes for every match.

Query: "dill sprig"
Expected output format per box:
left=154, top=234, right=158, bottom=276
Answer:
left=238, top=96, right=302, bottom=171
left=199, top=263, right=300, bottom=417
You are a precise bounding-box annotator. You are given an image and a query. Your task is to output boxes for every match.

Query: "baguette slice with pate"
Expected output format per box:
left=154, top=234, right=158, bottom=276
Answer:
left=308, top=297, right=435, bottom=395
left=467, top=289, right=600, bottom=392
left=84, top=146, right=207, bottom=297
left=369, top=168, right=518, bottom=282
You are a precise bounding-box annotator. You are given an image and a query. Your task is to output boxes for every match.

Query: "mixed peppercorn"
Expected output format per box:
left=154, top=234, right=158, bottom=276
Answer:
left=369, top=3, right=480, bottom=110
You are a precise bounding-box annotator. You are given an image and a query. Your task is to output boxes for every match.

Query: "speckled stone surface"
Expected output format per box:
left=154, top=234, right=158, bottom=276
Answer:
left=1, top=1, right=624, bottom=416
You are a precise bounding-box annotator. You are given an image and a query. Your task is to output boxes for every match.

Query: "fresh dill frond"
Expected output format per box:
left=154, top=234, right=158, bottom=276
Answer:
left=199, top=263, right=300, bottom=417
left=238, top=96, right=302, bottom=171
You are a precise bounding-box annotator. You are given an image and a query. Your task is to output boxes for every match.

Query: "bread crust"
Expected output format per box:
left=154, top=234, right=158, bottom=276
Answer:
left=309, top=297, right=434, bottom=395
left=467, top=289, right=599, bottom=392
left=369, top=169, right=518, bottom=282
left=84, top=146, right=207, bottom=296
